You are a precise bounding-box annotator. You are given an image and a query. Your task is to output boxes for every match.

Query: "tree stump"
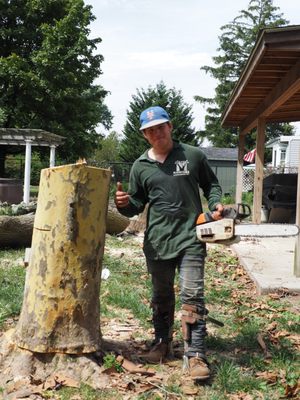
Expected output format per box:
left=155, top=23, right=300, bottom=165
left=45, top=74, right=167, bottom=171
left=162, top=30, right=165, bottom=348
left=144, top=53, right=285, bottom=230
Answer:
left=15, top=164, right=111, bottom=353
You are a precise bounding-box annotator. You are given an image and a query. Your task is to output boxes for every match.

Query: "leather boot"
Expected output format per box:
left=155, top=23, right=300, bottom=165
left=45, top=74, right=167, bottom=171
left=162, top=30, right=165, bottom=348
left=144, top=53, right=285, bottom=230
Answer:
left=184, top=354, right=210, bottom=380
left=139, top=339, right=169, bottom=364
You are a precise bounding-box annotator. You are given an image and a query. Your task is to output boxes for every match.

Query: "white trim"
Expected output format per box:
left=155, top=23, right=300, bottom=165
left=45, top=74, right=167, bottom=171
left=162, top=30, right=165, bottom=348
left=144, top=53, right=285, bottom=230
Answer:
left=23, top=140, right=32, bottom=204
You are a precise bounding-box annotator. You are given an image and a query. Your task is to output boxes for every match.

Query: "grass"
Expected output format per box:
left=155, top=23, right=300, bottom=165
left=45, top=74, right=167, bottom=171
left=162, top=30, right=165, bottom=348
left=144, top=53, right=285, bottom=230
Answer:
left=0, top=248, right=26, bottom=326
left=0, top=235, right=299, bottom=399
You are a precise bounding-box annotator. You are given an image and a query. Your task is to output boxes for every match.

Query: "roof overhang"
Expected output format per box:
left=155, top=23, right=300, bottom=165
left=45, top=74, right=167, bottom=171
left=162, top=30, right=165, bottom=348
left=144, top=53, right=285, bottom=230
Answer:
left=221, top=25, right=300, bottom=135
left=0, top=128, right=65, bottom=146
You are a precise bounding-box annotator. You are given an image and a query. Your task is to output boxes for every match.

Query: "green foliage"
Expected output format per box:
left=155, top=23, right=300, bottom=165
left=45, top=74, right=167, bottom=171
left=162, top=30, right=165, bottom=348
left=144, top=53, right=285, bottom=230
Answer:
left=0, top=0, right=112, bottom=172
left=5, top=152, right=53, bottom=184
left=102, top=353, right=123, bottom=372
left=101, top=239, right=151, bottom=326
left=0, top=262, right=25, bottom=326
left=91, top=131, right=121, bottom=165
left=196, top=0, right=292, bottom=149
left=213, top=359, right=266, bottom=394
left=47, top=384, right=119, bottom=400
left=120, top=81, right=197, bottom=162
left=242, top=191, right=254, bottom=205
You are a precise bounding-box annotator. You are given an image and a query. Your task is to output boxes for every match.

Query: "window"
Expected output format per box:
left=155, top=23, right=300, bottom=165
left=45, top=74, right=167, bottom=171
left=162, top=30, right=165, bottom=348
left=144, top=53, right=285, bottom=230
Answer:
left=280, top=149, right=286, bottom=163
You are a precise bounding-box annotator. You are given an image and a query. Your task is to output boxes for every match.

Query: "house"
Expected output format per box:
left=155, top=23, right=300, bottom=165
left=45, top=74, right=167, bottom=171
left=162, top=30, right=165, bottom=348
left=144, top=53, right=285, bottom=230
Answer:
left=266, top=135, right=300, bottom=170
left=201, top=147, right=238, bottom=195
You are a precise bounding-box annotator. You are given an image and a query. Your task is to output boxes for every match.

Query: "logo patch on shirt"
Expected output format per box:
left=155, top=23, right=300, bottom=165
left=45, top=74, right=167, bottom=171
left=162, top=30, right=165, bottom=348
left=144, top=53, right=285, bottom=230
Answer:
left=173, top=160, right=190, bottom=176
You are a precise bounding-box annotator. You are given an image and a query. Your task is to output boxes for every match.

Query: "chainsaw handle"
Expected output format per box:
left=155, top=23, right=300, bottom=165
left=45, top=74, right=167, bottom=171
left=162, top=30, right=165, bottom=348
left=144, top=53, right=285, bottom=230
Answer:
left=236, top=203, right=251, bottom=220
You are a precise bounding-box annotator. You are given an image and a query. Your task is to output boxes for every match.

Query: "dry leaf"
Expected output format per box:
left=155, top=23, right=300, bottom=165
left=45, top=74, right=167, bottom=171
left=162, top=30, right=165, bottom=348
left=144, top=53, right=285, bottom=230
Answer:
left=229, top=393, right=253, bottom=400
left=181, top=384, right=199, bottom=395
left=257, top=333, right=267, bottom=352
left=256, top=370, right=278, bottom=383
left=283, top=380, right=300, bottom=398
left=116, top=355, right=155, bottom=376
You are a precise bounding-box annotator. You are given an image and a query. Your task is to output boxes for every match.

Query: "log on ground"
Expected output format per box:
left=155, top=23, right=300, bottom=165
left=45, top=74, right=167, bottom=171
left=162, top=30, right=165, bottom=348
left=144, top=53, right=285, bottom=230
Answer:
left=0, top=209, right=129, bottom=247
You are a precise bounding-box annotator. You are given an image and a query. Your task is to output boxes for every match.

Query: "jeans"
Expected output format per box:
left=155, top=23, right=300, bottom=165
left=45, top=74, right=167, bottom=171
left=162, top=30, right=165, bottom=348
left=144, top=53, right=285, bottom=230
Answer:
left=147, top=253, right=207, bottom=358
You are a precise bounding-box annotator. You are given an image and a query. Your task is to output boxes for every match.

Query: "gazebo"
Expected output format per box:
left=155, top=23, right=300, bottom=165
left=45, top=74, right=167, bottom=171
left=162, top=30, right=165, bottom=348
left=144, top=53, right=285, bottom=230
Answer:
left=0, top=128, right=65, bottom=204
left=221, top=25, right=300, bottom=276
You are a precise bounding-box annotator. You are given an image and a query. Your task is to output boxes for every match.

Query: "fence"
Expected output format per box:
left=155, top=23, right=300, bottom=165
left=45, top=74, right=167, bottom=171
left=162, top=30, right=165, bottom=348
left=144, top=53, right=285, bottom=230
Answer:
left=89, top=161, right=133, bottom=184
left=242, top=166, right=298, bottom=192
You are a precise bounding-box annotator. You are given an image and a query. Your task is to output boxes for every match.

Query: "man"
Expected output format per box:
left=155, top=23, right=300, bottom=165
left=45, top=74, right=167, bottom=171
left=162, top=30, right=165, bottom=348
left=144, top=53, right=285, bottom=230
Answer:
left=115, top=106, right=223, bottom=381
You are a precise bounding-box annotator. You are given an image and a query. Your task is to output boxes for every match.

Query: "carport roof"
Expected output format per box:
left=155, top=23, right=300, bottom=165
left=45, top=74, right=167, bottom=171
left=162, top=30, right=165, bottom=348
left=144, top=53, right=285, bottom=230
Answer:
left=221, top=25, right=300, bottom=134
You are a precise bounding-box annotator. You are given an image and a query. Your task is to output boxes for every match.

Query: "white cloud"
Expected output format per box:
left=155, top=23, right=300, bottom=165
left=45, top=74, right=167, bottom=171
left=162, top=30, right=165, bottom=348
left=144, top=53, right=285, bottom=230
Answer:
left=126, top=51, right=212, bottom=70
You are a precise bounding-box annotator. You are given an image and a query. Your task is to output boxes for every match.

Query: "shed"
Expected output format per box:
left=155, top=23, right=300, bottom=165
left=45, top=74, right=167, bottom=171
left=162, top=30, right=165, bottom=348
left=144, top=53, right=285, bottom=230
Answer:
left=201, top=147, right=238, bottom=194
left=221, top=25, right=300, bottom=276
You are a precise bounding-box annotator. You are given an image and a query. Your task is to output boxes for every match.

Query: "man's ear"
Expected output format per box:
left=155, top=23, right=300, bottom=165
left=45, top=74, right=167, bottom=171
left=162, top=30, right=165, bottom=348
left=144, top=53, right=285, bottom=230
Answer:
left=142, top=131, right=149, bottom=141
left=168, top=122, right=173, bottom=132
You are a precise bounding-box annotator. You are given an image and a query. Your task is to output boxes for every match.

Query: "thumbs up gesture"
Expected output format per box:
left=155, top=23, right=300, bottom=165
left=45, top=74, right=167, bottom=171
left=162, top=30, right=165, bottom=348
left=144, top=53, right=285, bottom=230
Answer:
left=115, top=181, right=130, bottom=208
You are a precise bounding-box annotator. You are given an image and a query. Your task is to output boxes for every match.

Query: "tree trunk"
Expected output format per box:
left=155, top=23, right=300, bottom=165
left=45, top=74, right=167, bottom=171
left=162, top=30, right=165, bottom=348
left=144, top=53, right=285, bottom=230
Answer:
left=106, top=208, right=130, bottom=235
left=15, top=164, right=111, bottom=353
left=0, top=209, right=129, bottom=248
left=0, top=213, right=35, bottom=247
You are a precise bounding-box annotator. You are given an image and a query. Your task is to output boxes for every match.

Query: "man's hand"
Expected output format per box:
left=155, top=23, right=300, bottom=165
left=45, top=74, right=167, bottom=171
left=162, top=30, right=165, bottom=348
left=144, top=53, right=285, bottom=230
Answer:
left=211, top=203, right=224, bottom=221
left=114, top=182, right=130, bottom=208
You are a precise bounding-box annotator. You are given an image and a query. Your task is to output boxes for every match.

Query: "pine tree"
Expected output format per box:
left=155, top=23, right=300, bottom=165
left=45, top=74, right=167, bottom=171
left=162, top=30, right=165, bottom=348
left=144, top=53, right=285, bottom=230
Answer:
left=196, top=0, right=292, bottom=150
left=120, top=82, right=197, bottom=162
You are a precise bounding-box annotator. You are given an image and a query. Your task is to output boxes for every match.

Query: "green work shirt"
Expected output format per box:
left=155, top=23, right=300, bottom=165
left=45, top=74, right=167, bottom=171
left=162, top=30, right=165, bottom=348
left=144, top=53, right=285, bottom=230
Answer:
left=118, top=140, right=222, bottom=260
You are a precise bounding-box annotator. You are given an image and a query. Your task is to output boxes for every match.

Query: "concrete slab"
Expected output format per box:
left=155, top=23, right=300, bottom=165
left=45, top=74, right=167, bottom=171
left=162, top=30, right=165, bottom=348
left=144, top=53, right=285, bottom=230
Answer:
left=230, top=237, right=300, bottom=295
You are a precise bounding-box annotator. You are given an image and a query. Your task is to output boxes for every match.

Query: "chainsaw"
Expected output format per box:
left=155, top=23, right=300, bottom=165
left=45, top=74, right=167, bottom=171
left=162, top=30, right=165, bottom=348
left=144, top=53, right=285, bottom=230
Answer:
left=196, top=203, right=299, bottom=244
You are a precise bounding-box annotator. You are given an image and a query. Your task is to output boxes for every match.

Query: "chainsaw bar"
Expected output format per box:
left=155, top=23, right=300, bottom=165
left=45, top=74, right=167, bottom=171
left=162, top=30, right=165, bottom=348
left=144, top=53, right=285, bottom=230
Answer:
left=196, top=218, right=299, bottom=243
left=235, top=223, right=299, bottom=237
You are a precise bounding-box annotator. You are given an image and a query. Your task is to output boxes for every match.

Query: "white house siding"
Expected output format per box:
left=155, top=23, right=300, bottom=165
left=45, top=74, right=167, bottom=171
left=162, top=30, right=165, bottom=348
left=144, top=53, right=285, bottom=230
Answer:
left=271, top=142, right=287, bottom=167
left=286, top=138, right=300, bottom=167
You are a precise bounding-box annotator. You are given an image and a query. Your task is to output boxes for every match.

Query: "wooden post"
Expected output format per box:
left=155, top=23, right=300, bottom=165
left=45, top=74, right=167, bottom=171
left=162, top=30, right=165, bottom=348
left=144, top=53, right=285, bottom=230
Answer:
left=15, top=164, right=111, bottom=353
left=236, top=133, right=245, bottom=204
left=253, top=118, right=265, bottom=223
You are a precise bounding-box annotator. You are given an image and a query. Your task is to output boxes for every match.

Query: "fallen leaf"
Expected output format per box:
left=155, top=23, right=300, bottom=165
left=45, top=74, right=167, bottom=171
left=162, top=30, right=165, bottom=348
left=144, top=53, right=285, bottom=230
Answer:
left=266, top=321, right=277, bottom=331
left=116, top=355, right=156, bottom=376
left=229, top=393, right=253, bottom=400
left=256, top=370, right=278, bottom=384
left=283, top=380, right=300, bottom=398
left=257, top=333, right=267, bottom=352
left=181, top=384, right=199, bottom=395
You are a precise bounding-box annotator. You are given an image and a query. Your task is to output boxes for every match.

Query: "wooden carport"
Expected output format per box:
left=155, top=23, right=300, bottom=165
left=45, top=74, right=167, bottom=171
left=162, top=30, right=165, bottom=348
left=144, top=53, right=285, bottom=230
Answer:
left=221, top=25, right=300, bottom=276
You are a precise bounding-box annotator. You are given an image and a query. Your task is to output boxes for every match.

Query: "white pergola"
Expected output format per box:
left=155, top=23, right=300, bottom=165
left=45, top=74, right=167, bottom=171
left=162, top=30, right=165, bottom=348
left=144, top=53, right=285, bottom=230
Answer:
left=0, top=128, right=65, bottom=204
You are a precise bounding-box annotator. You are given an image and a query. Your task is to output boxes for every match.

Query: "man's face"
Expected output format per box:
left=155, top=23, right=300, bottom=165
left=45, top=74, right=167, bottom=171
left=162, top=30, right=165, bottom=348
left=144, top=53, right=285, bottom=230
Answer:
left=143, top=122, right=172, bottom=148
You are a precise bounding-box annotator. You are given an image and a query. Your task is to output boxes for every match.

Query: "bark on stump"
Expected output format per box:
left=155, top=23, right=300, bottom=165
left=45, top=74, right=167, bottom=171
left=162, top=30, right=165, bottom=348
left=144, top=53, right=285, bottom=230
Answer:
left=15, top=164, right=111, bottom=354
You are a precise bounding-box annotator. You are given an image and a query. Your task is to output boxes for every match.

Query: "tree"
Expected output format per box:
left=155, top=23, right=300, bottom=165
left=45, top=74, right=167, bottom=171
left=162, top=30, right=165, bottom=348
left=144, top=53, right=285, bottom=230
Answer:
left=0, top=0, right=112, bottom=175
left=92, top=131, right=121, bottom=165
left=120, top=82, right=197, bottom=162
left=195, top=0, right=293, bottom=150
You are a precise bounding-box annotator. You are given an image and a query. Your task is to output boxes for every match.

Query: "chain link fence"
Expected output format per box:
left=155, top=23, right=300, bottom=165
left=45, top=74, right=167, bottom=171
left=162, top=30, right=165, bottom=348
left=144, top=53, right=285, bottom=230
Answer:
left=88, top=161, right=133, bottom=184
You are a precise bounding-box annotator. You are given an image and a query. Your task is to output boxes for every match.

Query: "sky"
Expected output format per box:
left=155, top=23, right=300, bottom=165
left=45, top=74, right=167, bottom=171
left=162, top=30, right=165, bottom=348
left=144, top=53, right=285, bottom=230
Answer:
left=84, top=0, right=300, bottom=137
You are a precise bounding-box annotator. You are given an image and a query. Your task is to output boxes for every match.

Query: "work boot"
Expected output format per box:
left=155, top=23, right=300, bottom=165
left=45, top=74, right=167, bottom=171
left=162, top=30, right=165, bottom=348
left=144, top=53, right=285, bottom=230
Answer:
left=183, top=354, right=210, bottom=381
left=139, top=339, right=169, bottom=364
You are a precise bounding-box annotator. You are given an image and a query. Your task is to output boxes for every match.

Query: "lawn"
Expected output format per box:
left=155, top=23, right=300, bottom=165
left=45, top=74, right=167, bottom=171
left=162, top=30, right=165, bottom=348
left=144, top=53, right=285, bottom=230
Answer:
left=0, top=235, right=299, bottom=399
